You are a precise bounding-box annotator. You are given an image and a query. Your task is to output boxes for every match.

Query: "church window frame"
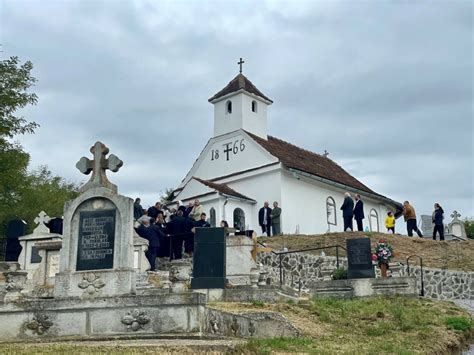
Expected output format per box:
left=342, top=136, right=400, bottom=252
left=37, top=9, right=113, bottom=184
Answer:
left=226, top=100, right=232, bottom=114
left=251, top=100, right=258, bottom=113
left=369, top=209, right=379, bottom=232
left=326, top=197, right=337, bottom=226
left=233, top=207, right=245, bottom=231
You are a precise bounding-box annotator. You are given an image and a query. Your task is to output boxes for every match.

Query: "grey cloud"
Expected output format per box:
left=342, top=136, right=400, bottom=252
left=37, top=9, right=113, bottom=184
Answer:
left=2, top=0, right=472, bottom=217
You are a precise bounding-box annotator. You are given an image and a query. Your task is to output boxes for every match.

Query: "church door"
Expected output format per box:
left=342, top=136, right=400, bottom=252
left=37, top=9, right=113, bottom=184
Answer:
left=233, top=208, right=245, bottom=231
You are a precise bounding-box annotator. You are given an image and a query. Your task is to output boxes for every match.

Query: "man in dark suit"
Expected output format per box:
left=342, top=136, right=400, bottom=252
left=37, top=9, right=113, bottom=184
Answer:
left=147, top=202, right=163, bottom=221
left=340, top=192, right=354, bottom=231
left=135, top=219, right=164, bottom=271
left=195, top=213, right=211, bottom=228
left=166, top=210, right=187, bottom=260
left=258, top=201, right=272, bottom=236
left=353, top=194, right=365, bottom=231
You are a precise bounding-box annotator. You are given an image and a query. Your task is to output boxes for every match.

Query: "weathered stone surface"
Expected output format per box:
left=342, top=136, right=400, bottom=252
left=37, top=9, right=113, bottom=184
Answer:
left=205, top=307, right=300, bottom=338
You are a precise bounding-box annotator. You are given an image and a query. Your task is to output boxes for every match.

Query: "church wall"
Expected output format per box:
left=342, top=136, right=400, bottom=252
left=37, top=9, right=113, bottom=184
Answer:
left=241, top=93, right=268, bottom=139
left=222, top=169, right=283, bottom=232
left=213, top=95, right=244, bottom=137
left=280, top=171, right=396, bottom=235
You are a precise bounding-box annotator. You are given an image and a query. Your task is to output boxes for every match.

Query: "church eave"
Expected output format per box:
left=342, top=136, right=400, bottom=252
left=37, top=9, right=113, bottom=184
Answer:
left=208, top=89, right=273, bottom=105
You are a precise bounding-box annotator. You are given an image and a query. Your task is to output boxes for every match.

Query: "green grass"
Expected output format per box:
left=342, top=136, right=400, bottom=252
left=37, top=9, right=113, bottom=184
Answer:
left=236, top=296, right=473, bottom=354
left=446, top=316, right=472, bottom=332
left=244, top=337, right=314, bottom=354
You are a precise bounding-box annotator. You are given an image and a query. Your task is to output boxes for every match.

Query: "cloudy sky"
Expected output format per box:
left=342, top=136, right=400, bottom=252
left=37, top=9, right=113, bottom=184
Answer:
left=2, top=0, right=473, bottom=223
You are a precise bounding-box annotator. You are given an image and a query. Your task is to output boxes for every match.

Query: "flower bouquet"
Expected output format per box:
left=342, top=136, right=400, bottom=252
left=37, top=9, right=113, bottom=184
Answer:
left=372, top=239, right=394, bottom=277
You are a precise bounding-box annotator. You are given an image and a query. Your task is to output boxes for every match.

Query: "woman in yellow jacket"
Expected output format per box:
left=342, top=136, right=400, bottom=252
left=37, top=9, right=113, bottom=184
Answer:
left=385, top=211, right=395, bottom=234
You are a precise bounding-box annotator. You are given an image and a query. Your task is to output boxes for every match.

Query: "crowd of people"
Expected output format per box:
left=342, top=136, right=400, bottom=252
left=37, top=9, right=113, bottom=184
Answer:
left=135, top=193, right=447, bottom=269
left=133, top=198, right=211, bottom=270
left=339, top=193, right=446, bottom=241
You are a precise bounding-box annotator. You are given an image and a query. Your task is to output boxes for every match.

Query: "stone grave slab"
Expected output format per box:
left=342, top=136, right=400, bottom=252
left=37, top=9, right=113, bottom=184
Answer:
left=346, top=238, right=375, bottom=279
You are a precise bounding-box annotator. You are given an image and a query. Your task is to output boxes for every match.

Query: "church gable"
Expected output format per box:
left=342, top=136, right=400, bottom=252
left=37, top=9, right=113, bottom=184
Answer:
left=177, top=130, right=279, bottom=188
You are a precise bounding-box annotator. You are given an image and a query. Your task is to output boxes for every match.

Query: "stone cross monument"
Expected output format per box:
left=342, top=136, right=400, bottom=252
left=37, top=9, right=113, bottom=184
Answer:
left=76, top=141, right=123, bottom=193
left=55, top=141, right=135, bottom=298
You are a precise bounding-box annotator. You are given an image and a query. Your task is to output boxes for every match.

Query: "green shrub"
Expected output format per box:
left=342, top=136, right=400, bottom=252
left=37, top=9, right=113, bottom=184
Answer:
left=332, top=267, right=348, bottom=280
left=445, top=317, right=472, bottom=332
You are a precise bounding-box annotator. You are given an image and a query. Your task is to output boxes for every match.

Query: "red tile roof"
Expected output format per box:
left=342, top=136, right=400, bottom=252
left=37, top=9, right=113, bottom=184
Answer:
left=193, top=177, right=256, bottom=201
left=208, top=74, right=273, bottom=103
left=246, top=132, right=375, bottom=194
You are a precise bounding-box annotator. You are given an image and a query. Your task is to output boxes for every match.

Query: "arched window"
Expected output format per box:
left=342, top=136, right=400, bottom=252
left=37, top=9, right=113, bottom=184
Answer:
left=226, top=100, right=232, bottom=114
left=233, top=208, right=245, bottom=231
left=369, top=209, right=379, bottom=232
left=326, top=197, right=337, bottom=226
left=251, top=100, right=258, bottom=113
left=209, top=208, right=216, bottom=227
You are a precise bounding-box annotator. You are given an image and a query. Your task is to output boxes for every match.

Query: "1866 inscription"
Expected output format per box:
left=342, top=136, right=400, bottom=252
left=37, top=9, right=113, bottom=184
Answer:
left=76, top=209, right=115, bottom=271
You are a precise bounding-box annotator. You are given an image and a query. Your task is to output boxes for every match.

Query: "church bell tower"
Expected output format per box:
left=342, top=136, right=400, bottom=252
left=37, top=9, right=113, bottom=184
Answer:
left=208, top=59, right=273, bottom=139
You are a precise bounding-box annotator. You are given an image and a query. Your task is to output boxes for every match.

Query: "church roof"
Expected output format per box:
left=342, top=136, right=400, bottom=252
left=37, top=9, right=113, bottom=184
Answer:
left=246, top=132, right=375, bottom=194
left=208, top=74, right=273, bottom=103
left=193, top=177, right=256, bottom=202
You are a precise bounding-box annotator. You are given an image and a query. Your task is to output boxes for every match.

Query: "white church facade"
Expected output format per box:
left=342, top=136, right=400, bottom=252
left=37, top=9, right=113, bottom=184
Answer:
left=172, top=71, right=402, bottom=235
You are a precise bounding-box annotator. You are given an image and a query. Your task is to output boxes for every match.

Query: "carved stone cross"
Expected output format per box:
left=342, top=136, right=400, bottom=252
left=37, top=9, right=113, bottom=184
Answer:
left=451, top=210, right=461, bottom=220
left=33, top=211, right=51, bottom=234
left=76, top=141, right=123, bottom=193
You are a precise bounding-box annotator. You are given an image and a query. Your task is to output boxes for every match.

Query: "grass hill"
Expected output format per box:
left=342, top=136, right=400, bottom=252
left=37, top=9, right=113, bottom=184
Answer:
left=259, top=232, right=474, bottom=272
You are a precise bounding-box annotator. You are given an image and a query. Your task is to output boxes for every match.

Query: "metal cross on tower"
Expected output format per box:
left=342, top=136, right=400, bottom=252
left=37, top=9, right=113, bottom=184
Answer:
left=237, top=57, right=245, bottom=74
left=76, top=141, right=123, bottom=193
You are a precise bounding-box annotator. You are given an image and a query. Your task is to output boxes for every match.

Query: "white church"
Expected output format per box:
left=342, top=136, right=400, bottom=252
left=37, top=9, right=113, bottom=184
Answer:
left=172, top=68, right=402, bottom=235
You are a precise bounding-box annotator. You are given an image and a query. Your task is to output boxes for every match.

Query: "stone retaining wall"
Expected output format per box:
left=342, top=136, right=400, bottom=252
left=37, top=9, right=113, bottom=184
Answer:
left=258, top=253, right=473, bottom=300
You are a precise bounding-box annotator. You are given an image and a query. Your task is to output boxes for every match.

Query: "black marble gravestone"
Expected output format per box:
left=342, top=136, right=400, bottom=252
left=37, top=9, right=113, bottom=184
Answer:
left=76, top=209, right=115, bottom=271
left=46, top=217, right=63, bottom=234
left=346, top=238, right=375, bottom=279
left=4, top=219, right=27, bottom=261
left=191, top=227, right=226, bottom=289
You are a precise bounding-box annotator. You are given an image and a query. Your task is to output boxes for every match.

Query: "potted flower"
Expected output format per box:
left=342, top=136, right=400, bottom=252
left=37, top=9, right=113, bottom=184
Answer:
left=372, top=239, right=394, bottom=277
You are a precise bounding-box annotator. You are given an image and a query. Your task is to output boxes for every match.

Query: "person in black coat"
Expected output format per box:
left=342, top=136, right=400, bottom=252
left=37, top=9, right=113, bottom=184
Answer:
left=340, top=192, right=354, bottom=231
left=135, top=219, right=164, bottom=271
left=147, top=202, right=163, bottom=221
left=155, top=214, right=170, bottom=258
left=353, top=194, right=365, bottom=232
left=166, top=210, right=188, bottom=260
left=432, top=203, right=445, bottom=241
left=258, top=202, right=272, bottom=236
left=133, top=198, right=144, bottom=220
left=195, top=213, right=211, bottom=228
left=183, top=215, right=196, bottom=257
